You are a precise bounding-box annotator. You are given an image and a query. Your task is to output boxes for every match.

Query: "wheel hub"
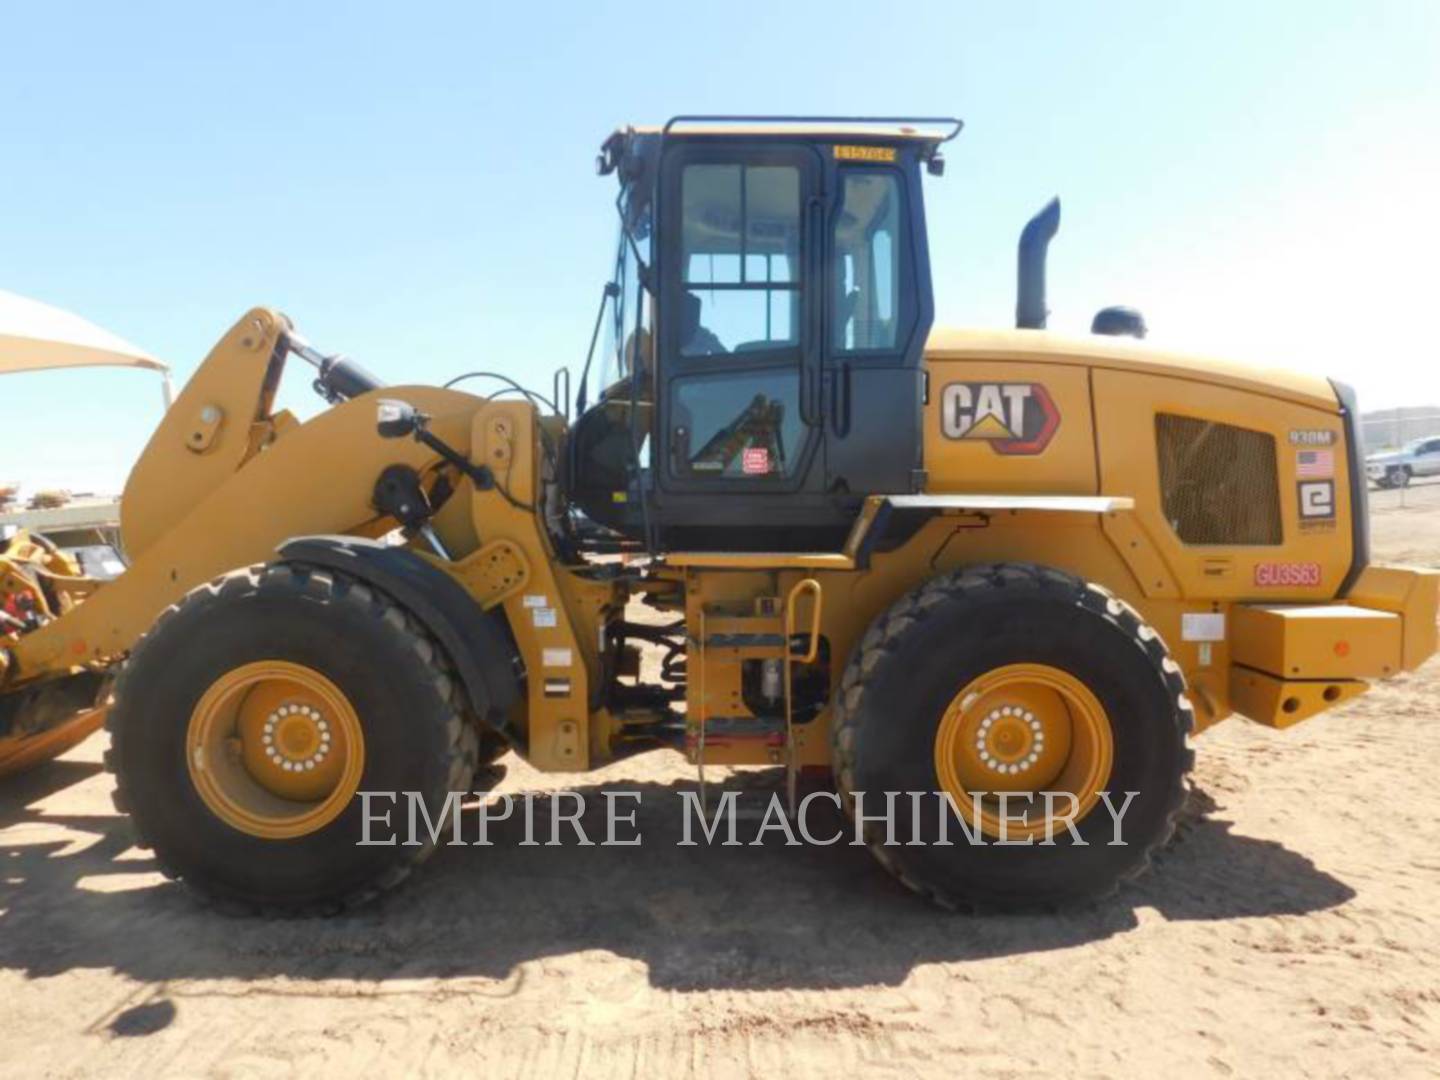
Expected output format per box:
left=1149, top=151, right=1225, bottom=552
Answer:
left=935, top=663, right=1114, bottom=840
left=264, top=704, right=332, bottom=771
left=186, top=661, right=365, bottom=839
left=976, top=706, right=1044, bottom=775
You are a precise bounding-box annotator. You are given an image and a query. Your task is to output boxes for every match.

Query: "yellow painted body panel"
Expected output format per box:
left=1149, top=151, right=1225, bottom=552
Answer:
left=121, top=308, right=288, bottom=559
left=1230, top=604, right=1402, bottom=680
left=1228, top=669, right=1368, bottom=730
left=1346, top=565, right=1440, bottom=671
left=463, top=404, right=620, bottom=771
left=925, top=327, right=1338, bottom=409
left=923, top=360, right=1097, bottom=494
left=1091, top=368, right=1354, bottom=600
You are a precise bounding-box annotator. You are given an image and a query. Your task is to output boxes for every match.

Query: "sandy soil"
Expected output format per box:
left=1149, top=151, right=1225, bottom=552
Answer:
left=2, top=481, right=1438, bottom=1078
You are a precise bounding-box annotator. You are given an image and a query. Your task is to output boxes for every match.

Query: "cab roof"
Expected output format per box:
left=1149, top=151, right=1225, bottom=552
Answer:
left=628, top=115, right=964, bottom=144
left=642, top=114, right=956, bottom=140
left=598, top=116, right=963, bottom=179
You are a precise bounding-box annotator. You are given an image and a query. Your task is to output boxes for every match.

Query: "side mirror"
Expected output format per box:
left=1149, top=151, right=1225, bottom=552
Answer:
left=376, top=399, right=423, bottom=439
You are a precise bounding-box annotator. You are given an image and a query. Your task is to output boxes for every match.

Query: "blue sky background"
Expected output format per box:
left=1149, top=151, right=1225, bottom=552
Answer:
left=3, top=0, right=1437, bottom=492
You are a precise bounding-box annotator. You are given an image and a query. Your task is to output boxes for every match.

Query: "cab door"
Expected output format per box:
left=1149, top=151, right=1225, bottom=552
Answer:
left=821, top=157, right=928, bottom=495
left=656, top=142, right=825, bottom=496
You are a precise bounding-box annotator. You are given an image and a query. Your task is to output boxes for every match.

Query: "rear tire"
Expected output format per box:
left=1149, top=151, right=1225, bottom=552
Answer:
left=832, top=562, right=1193, bottom=910
left=106, top=562, right=478, bottom=914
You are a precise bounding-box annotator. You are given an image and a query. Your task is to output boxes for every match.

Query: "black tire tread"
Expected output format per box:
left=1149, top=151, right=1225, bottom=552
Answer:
left=830, top=561, right=1195, bottom=911
left=105, top=562, right=479, bottom=916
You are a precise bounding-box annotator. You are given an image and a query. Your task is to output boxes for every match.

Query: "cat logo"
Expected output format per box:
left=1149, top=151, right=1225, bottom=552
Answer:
left=940, top=382, right=1060, bottom=455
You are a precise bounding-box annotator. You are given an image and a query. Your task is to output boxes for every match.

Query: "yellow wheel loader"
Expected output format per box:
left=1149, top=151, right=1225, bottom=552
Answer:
left=0, top=117, right=1434, bottom=912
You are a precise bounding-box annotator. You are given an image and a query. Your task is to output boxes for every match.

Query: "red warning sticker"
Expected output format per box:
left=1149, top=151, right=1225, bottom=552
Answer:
left=742, top=447, right=770, bottom=475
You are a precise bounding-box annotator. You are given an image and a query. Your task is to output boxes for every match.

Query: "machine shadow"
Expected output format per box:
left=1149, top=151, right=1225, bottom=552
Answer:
left=0, top=757, right=103, bottom=826
left=0, top=761, right=1355, bottom=991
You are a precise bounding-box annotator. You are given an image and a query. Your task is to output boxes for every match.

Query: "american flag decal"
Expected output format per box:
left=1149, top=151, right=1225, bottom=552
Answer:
left=1296, top=449, right=1334, bottom=478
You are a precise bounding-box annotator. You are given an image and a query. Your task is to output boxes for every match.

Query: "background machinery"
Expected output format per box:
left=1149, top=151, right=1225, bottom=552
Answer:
left=0, top=117, right=1434, bottom=911
left=0, top=289, right=171, bottom=775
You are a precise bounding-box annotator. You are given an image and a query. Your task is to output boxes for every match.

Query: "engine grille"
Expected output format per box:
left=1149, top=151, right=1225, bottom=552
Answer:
left=1156, top=414, right=1282, bottom=545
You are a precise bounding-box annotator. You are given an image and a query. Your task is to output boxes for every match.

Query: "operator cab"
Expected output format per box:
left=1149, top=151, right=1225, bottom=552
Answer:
left=569, top=116, right=959, bottom=551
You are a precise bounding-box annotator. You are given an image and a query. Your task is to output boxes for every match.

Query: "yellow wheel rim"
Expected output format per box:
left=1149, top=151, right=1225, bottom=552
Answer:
left=186, top=661, right=364, bottom=840
left=934, top=663, right=1114, bottom=841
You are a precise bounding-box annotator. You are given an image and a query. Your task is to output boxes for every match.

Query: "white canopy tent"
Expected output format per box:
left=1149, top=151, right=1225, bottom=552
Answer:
left=0, top=289, right=172, bottom=405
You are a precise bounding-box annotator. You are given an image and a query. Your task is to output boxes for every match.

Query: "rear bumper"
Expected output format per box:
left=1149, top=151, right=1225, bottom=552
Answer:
left=1346, top=565, right=1440, bottom=671
left=1229, top=565, right=1439, bottom=728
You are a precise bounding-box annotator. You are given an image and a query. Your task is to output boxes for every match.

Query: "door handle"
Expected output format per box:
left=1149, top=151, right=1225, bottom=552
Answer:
left=670, top=425, right=690, bottom=470
left=800, top=366, right=820, bottom=428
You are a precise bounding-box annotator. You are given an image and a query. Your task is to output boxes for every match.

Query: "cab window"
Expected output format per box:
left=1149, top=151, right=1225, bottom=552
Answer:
left=832, top=171, right=903, bottom=352
left=672, top=369, right=804, bottom=478
left=680, top=163, right=801, bottom=356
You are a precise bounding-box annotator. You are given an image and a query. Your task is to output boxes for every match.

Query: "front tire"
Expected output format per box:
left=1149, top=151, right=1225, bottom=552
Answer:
left=1386, top=465, right=1412, bottom=489
left=832, top=563, right=1193, bottom=909
left=107, top=563, right=478, bottom=914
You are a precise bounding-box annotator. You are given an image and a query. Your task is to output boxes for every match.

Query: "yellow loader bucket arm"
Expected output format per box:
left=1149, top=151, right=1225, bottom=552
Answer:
left=0, top=310, right=489, bottom=760
left=15, top=410, right=483, bottom=676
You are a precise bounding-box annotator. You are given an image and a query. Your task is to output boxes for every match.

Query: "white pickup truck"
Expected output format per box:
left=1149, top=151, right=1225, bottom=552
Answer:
left=1368, top=435, right=1440, bottom=488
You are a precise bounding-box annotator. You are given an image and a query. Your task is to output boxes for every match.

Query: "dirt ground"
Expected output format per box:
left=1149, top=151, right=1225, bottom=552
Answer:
left=3, top=481, right=1438, bottom=1078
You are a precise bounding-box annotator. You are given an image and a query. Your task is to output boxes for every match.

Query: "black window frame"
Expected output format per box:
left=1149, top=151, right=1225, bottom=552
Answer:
left=825, top=163, right=920, bottom=365
left=662, top=143, right=816, bottom=370
left=654, top=138, right=826, bottom=495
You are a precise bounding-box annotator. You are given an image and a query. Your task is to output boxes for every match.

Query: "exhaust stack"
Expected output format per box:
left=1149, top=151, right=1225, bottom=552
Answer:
left=1016, top=197, right=1061, bottom=330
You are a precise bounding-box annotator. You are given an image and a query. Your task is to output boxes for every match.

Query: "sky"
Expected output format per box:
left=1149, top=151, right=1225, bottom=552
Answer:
left=2, top=0, right=1438, bottom=493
